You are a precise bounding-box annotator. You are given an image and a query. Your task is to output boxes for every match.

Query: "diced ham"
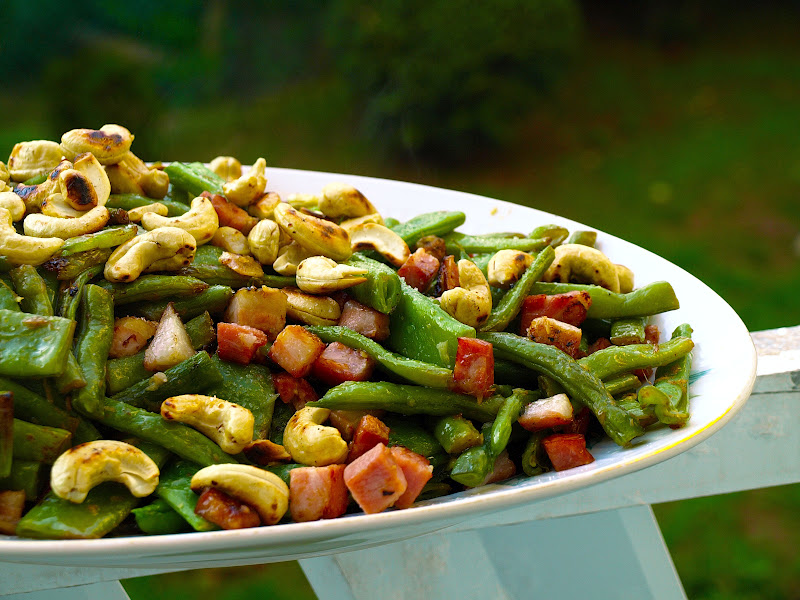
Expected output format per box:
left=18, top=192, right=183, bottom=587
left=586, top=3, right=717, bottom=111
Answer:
left=519, top=291, right=592, bottom=335
left=389, top=446, right=433, bottom=509
left=542, top=433, right=595, bottom=471
left=224, top=286, right=287, bottom=340
left=344, top=443, right=407, bottom=514
left=0, top=490, right=25, bottom=535
left=289, top=464, right=349, bottom=522
left=109, top=316, right=158, bottom=358
left=436, top=255, right=460, bottom=295
left=526, top=316, right=583, bottom=358
left=273, top=373, right=318, bottom=410
left=452, top=337, right=494, bottom=398
left=217, top=322, right=269, bottom=365
left=563, top=406, right=593, bottom=436
left=414, top=235, right=447, bottom=262
left=338, top=300, right=391, bottom=342
left=312, top=342, right=375, bottom=386
left=207, top=193, right=259, bottom=235
left=518, top=393, right=574, bottom=432
left=587, top=337, right=611, bottom=355
left=348, top=415, right=390, bottom=462
left=644, top=324, right=660, bottom=346
left=194, top=487, right=261, bottom=529
left=243, top=439, right=292, bottom=465
left=397, top=248, right=440, bottom=291
left=330, top=410, right=377, bottom=441
left=481, top=450, right=517, bottom=485
left=268, top=325, right=326, bottom=378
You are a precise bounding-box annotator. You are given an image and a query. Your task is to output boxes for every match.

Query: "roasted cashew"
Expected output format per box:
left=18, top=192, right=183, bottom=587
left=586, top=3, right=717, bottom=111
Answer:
left=295, top=256, right=367, bottom=294
left=247, top=218, right=280, bottom=264
left=141, top=196, right=219, bottom=245
left=219, top=251, right=264, bottom=278
left=542, top=244, right=620, bottom=293
left=272, top=242, right=313, bottom=275
left=7, top=140, right=64, bottom=182
left=209, top=156, right=242, bottom=182
left=0, top=192, right=25, bottom=222
left=247, top=191, right=281, bottom=220
left=616, top=264, right=634, bottom=294
left=339, top=212, right=384, bottom=234
left=190, top=464, right=289, bottom=525
left=14, top=159, right=69, bottom=213
left=0, top=161, right=9, bottom=185
left=487, top=249, right=533, bottom=289
left=105, top=151, right=169, bottom=199
left=349, top=223, right=410, bottom=267
left=440, top=259, right=493, bottom=328
left=127, top=202, right=168, bottom=222
left=0, top=207, right=63, bottom=265
left=73, top=152, right=111, bottom=206
left=283, top=406, right=348, bottom=466
left=50, top=440, right=159, bottom=504
left=319, top=182, right=377, bottom=219
left=212, top=226, right=251, bottom=255
left=161, top=394, right=255, bottom=454
left=285, top=193, right=319, bottom=209
left=274, top=202, right=352, bottom=261
left=283, top=287, right=341, bottom=326
left=23, top=205, right=109, bottom=239
left=104, top=226, right=196, bottom=282
left=223, top=157, right=267, bottom=207
left=56, top=169, right=98, bottom=212
left=60, top=124, right=133, bottom=165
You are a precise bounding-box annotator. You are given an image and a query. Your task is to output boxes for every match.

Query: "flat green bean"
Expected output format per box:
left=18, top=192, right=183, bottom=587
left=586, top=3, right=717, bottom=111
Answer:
left=527, top=281, right=680, bottom=319
left=71, top=285, right=115, bottom=418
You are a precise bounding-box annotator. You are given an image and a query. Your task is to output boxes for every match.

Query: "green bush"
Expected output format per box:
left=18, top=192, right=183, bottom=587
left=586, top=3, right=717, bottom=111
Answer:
left=325, top=0, right=582, bottom=160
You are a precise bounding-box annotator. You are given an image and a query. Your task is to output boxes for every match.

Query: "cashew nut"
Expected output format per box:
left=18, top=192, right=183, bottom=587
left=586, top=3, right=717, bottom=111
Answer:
left=141, top=196, right=219, bottom=245
left=247, top=191, right=281, bottom=220
left=23, top=205, right=110, bottom=239
left=161, top=394, right=255, bottom=454
left=56, top=169, right=98, bottom=211
left=127, top=202, right=169, bottom=222
left=272, top=242, right=313, bottom=275
left=348, top=223, right=410, bottom=267
left=14, top=159, right=69, bottom=213
left=212, top=226, right=251, bottom=255
left=285, top=193, right=319, bottom=209
left=274, top=202, right=352, bottom=261
left=190, top=464, right=289, bottom=525
left=60, top=124, right=134, bottom=165
left=0, top=207, right=63, bottom=265
left=105, top=151, right=169, bottom=199
left=7, top=140, right=64, bottom=182
left=283, top=287, right=342, bottom=326
left=616, top=264, right=634, bottom=294
left=487, top=249, right=534, bottom=289
left=104, top=226, right=197, bottom=282
left=73, top=152, right=111, bottom=206
left=0, top=161, right=9, bottom=185
left=247, top=218, right=280, bottom=264
left=439, top=259, right=493, bottom=328
left=542, top=244, right=621, bottom=293
left=296, top=256, right=367, bottom=294
left=319, top=182, right=377, bottom=219
left=50, top=440, right=159, bottom=504
left=283, top=406, right=348, bottom=466
left=223, top=157, right=267, bottom=207
left=0, top=192, right=25, bottom=222
left=339, top=212, right=384, bottom=234
left=219, top=251, right=264, bottom=278
left=209, top=156, right=242, bottom=182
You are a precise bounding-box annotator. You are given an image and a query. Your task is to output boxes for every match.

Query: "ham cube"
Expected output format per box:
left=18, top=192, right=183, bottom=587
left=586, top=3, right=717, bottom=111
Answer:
left=397, top=248, right=440, bottom=291
left=268, top=325, right=326, bottom=378
left=224, top=286, right=287, bottom=340
left=452, top=337, right=494, bottom=398
left=481, top=450, right=517, bottom=485
left=519, top=291, right=591, bottom=335
left=338, top=300, right=390, bottom=342
left=563, top=406, right=593, bottom=436
left=389, top=446, right=433, bottom=509
left=435, top=255, right=460, bottom=295
left=194, top=487, right=261, bottom=529
left=344, top=443, right=407, bottom=514
left=273, top=372, right=318, bottom=410
left=542, top=433, right=595, bottom=471
left=414, top=235, right=446, bottom=262
left=518, top=393, right=574, bottom=432
left=217, top=322, right=269, bottom=365
left=312, top=342, right=375, bottom=386
left=289, top=464, right=349, bottom=522
left=348, top=414, right=390, bottom=462
left=207, top=193, right=259, bottom=235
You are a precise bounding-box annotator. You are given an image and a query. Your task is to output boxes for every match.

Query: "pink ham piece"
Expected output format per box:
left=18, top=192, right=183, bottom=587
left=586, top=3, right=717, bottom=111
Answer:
left=344, top=443, right=407, bottom=514
left=289, top=464, right=349, bottom=522
left=518, top=393, right=574, bottom=432
left=389, top=446, right=433, bottom=509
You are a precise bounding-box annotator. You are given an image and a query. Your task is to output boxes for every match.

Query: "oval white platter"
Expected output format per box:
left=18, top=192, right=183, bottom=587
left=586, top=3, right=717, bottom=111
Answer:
left=0, top=167, right=757, bottom=568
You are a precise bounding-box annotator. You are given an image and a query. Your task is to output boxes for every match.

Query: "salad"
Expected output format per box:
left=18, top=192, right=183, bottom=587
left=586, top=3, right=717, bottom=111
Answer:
left=0, top=124, right=693, bottom=539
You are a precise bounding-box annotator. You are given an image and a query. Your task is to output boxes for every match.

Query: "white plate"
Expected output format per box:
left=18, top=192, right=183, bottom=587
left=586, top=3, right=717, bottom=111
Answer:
left=0, top=167, right=757, bottom=568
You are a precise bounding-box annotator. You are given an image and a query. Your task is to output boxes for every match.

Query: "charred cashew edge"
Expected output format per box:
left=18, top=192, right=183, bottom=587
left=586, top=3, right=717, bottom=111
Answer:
left=161, top=394, right=255, bottom=454
left=487, top=249, right=534, bottom=289
left=273, top=202, right=352, bottom=261
left=542, top=244, right=621, bottom=293
left=104, top=226, right=197, bottom=282
left=295, top=256, right=367, bottom=294
left=23, top=206, right=110, bottom=239
left=0, top=207, right=63, bottom=265
left=349, top=223, right=410, bottom=267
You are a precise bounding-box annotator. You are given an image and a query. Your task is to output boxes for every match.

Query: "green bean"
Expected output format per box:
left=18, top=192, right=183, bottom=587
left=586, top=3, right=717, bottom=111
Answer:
left=537, top=375, right=564, bottom=398
left=610, top=317, right=646, bottom=345
left=520, top=431, right=548, bottom=476
left=494, top=358, right=538, bottom=388
left=310, top=382, right=505, bottom=422
left=0, top=392, right=11, bottom=478
left=479, top=332, right=644, bottom=446
left=617, top=395, right=658, bottom=428
left=0, top=460, right=42, bottom=500
left=0, top=309, right=75, bottom=377
left=127, top=285, right=233, bottom=321
left=192, top=244, right=224, bottom=265
left=9, top=265, right=53, bottom=315
left=578, top=336, right=694, bottom=380
left=268, top=402, right=295, bottom=445
left=529, top=224, right=569, bottom=247
left=132, top=498, right=189, bottom=535
left=22, top=173, right=47, bottom=185
left=444, top=233, right=550, bottom=254
left=488, top=389, right=531, bottom=458
left=71, top=285, right=114, bottom=418
left=54, top=352, right=87, bottom=394
left=345, top=253, right=402, bottom=314
left=97, top=274, right=209, bottom=305
left=164, top=162, right=224, bottom=197
left=42, top=248, right=113, bottom=281
left=307, top=325, right=453, bottom=388
left=391, top=211, right=466, bottom=246
left=107, top=193, right=190, bottom=217
left=417, top=481, right=453, bottom=501
left=604, top=373, right=643, bottom=397
left=0, top=377, right=78, bottom=433
left=565, top=230, right=597, bottom=247
left=480, top=246, right=555, bottom=332
left=156, top=460, right=217, bottom=532
left=527, top=281, right=680, bottom=319
left=184, top=310, right=216, bottom=348
left=56, top=265, right=103, bottom=321
left=383, top=217, right=401, bottom=229
left=650, top=323, right=694, bottom=426
left=0, top=278, right=20, bottom=312
left=16, top=442, right=171, bottom=540
left=12, top=419, right=72, bottom=463
left=59, top=225, right=138, bottom=256
left=382, top=415, right=445, bottom=462
left=206, top=355, right=277, bottom=440
left=177, top=263, right=295, bottom=289
left=450, top=425, right=493, bottom=487
left=433, top=415, right=484, bottom=454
